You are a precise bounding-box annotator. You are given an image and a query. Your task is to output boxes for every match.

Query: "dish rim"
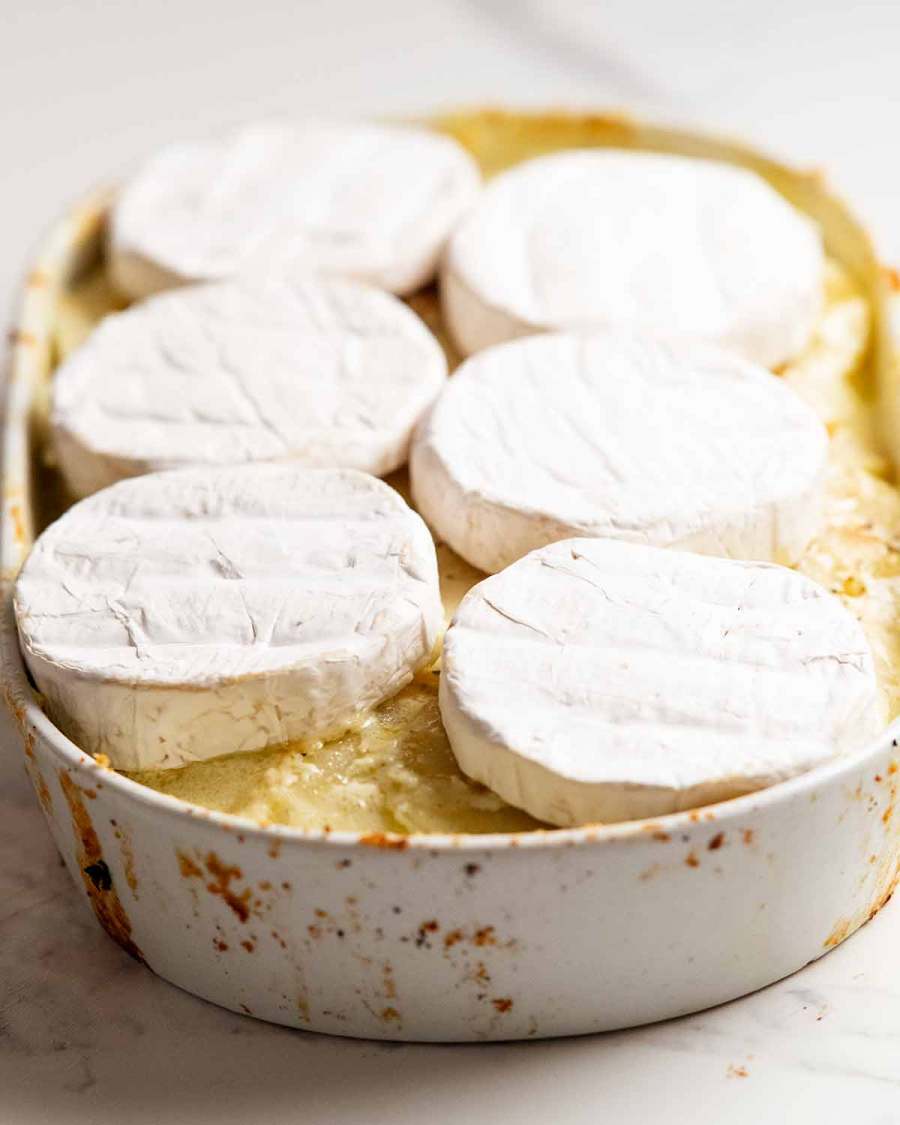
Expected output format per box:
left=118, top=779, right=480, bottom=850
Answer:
left=4, top=110, right=899, bottom=854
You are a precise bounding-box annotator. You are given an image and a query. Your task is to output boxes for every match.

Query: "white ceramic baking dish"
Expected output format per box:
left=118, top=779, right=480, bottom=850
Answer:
left=3, top=113, right=900, bottom=1042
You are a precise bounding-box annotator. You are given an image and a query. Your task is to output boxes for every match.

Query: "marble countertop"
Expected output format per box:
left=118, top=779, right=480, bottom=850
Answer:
left=2, top=1, right=900, bottom=1120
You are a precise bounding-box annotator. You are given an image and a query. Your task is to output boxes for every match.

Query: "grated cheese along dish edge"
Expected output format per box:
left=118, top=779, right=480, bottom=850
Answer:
left=35, top=118, right=900, bottom=835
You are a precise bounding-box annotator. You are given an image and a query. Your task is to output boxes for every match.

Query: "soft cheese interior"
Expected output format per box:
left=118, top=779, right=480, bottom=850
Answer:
left=49, top=255, right=899, bottom=833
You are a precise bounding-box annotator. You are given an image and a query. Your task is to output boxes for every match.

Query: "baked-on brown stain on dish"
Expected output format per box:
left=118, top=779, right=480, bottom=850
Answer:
left=32, top=770, right=53, bottom=814
left=8, top=502, right=25, bottom=547
left=111, top=822, right=139, bottom=897
left=203, top=853, right=252, bottom=922
left=23, top=750, right=53, bottom=815
left=7, top=329, right=38, bottom=348
left=176, top=850, right=203, bottom=879
left=823, top=768, right=900, bottom=948
left=176, top=849, right=254, bottom=922
left=359, top=833, right=409, bottom=850
left=58, top=771, right=144, bottom=962
left=823, top=917, right=852, bottom=948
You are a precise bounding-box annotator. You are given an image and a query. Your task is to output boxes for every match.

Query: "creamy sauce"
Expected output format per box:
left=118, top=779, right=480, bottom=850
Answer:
left=53, top=224, right=896, bottom=834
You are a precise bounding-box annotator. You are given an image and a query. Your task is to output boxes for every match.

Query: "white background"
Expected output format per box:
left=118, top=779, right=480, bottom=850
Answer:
left=2, top=1, right=899, bottom=1121
left=2, top=0, right=900, bottom=313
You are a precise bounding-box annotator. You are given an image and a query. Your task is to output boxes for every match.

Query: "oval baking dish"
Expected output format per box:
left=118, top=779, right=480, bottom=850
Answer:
left=3, top=111, right=899, bottom=1042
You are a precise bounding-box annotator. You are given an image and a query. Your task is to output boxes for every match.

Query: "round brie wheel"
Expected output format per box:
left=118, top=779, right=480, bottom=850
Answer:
left=410, top=332, right=828, bottom=574
left=14, top=465, right=442, bottom=771
left=442, top=149, right=824, bottom=368
left=440, top=539, right=883, bottom=826
left=51, top=273, right=447, bottom=499
left=109, top=120, right=481, bottom=300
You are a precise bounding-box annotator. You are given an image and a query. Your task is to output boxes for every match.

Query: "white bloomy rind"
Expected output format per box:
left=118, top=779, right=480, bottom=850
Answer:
left=442, top=149, right=824, bottom=367
left=109, top=120, right=481, bottom=300
left=411, top=331, right=828, bottom=574
left=14, top=465, right=442, bottom=771
left=51, top=272, right=447, bottom=499
left=440, top=539, right=884, bottom=826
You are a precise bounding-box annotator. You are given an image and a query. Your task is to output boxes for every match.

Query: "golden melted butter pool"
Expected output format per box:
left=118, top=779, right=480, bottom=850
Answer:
left=48, top=122, right=900, bottom=835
